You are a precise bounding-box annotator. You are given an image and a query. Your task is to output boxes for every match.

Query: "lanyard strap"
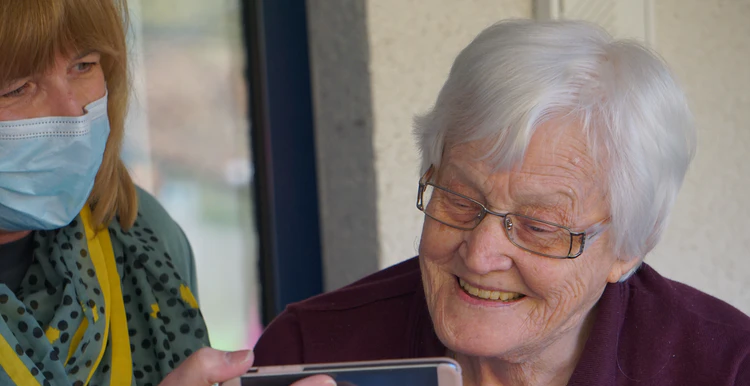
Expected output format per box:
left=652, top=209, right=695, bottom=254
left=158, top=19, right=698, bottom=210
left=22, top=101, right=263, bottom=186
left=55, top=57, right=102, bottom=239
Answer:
left=0, top=337, right=39, bottom=385
left=0, top=208, right=132, bottom=385
left=80, top=206, right=132, bottom=386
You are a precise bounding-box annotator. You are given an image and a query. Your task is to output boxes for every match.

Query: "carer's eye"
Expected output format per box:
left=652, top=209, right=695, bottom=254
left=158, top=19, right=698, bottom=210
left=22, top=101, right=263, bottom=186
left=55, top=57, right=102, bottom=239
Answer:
left=74, top=62, right=97, bottom=73
left=1, top=82, right=30, bottom=98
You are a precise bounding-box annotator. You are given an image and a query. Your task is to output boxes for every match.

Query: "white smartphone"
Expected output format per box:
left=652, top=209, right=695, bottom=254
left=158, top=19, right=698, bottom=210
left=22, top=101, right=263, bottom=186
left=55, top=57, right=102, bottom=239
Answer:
left=221, top=357, right=462, bottom=386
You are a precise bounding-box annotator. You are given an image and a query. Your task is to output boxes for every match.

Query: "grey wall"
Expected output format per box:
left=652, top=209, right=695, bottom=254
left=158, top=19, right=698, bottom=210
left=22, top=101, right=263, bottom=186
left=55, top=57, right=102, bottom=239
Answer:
left=646, top=0, right=750, bottom=314
left=307, top=0, right=532, bottom=290
left=365, top=0, right=534, bottom=269
left=307, top=0, right=379, bottom=290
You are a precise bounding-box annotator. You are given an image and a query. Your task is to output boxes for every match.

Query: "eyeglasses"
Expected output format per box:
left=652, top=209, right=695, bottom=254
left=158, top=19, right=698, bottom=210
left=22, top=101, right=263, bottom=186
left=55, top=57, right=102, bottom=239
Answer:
left=416, top=166, right=607, bottom=259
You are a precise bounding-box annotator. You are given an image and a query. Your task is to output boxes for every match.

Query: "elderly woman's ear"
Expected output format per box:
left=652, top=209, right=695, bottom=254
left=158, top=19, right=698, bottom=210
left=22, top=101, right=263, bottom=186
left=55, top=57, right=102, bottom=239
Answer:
left=607, top=257, right=643, bottom=284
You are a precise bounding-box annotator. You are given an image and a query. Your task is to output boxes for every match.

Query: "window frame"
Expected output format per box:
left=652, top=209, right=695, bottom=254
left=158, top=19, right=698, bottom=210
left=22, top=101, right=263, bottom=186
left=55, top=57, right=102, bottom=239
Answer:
left=242, top=0, right=324, bottom=325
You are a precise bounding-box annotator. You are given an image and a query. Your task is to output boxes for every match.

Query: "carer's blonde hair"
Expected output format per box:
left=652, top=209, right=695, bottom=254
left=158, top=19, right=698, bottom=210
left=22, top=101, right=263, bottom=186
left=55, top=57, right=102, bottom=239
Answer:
left=0, top=0, right=138, bottom=230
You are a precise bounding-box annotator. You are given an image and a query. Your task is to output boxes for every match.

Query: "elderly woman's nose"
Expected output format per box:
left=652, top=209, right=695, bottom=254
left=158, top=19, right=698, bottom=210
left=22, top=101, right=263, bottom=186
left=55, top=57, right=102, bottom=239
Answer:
left=461, top=218, right=515, bottom=274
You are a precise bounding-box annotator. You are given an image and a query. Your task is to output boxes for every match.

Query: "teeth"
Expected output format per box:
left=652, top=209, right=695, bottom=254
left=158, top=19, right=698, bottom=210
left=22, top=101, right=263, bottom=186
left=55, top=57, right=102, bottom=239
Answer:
left=458, top=278, right=524, bottom=302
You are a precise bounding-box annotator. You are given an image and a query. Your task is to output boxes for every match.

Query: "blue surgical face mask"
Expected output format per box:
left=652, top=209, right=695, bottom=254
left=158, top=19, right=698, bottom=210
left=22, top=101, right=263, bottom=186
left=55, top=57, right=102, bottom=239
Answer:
left=0, top=94, right=110, bottom=231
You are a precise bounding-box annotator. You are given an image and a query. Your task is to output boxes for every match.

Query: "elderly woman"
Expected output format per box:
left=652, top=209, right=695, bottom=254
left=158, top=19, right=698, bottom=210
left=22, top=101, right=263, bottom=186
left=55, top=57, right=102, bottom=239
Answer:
left=254, top=20, right=750, bottom=385
left=0, top=1, right=333, bottom=385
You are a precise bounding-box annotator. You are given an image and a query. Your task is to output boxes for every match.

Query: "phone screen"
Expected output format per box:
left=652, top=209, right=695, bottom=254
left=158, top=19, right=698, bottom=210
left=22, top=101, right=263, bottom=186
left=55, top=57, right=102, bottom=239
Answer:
left=240, top=366, right=439, bottom=386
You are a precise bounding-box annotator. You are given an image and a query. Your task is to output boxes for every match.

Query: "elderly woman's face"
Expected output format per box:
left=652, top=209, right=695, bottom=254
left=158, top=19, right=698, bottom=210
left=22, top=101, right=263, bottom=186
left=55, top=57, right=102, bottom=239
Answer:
left=0, top=51, right=105, bottom=121
left=419, top=120, right=635, bottom=361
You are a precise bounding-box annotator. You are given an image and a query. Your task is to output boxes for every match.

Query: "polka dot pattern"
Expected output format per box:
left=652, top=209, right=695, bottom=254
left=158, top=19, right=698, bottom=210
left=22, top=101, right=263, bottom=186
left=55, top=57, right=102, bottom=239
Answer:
left=0, top=209, right=210, bottom=385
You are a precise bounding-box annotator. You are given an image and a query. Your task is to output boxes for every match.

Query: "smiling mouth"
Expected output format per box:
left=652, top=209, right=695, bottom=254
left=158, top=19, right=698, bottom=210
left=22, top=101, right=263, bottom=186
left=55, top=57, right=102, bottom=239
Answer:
left=458, top=277, right=526, bottom=302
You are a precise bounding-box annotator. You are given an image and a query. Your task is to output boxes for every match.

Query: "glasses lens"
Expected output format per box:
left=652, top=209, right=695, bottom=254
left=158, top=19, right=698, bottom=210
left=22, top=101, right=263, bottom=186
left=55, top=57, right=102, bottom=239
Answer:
left=421, top=185, right=483, bottom=229
left=505, top=214, right=573, bottom=258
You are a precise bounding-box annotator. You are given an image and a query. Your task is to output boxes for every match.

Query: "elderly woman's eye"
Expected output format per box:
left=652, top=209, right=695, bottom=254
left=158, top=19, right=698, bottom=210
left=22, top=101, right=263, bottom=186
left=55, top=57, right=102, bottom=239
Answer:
left=452, top=199, right=473, bottom=209
left=521, top=221, right=557, bottom=234
left=436, top=197, right=479, bottom=222
left=528, top=224, right=551, bottom=233
left=447, top=197, right=481, bottom=214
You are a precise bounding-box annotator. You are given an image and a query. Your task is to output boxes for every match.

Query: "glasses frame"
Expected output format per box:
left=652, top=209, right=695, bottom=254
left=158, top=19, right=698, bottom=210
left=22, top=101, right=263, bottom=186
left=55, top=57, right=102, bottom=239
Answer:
left=416, top=166, right=607, bottom=259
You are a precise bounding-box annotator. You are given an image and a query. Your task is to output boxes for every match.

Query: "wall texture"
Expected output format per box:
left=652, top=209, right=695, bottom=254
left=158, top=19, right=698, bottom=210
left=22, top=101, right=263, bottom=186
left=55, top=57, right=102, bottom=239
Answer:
left=365, top=0, right=533, bottom=268
left=307, top=0, right=750, bottom=315
left=307, top=0, right=380, bottom=291
left=307, top=0, right=532, bottom=289
left=646, top=0, right=750, bottom=314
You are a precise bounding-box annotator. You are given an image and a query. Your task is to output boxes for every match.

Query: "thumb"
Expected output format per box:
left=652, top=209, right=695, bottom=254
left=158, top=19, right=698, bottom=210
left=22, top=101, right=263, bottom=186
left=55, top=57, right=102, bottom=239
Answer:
left=159, top=347, right=254, bottom=386
left=290, top=374, right=338, bottom=386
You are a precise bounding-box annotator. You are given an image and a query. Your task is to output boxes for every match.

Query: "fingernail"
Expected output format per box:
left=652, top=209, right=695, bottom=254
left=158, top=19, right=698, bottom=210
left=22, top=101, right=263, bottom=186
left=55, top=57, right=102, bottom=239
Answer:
left=318, top=377, right=337, bottom=386
left=305, top=375, right=337, bottom=386
left=225, top=349, right=254, bottom=365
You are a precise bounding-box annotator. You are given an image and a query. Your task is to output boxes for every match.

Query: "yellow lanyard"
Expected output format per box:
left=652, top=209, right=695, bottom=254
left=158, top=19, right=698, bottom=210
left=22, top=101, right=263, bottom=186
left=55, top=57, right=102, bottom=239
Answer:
left=0, top=207, right=132, bottom=385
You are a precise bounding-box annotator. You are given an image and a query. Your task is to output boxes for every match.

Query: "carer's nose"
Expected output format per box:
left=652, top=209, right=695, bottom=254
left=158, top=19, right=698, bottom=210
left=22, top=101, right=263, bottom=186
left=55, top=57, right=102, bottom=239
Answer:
left=43, top=80, right=89, bottom=117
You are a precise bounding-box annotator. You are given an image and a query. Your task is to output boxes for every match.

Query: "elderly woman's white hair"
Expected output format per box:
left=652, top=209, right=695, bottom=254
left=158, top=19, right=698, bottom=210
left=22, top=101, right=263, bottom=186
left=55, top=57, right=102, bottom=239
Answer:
left=414, top=19, right=696, bottom=279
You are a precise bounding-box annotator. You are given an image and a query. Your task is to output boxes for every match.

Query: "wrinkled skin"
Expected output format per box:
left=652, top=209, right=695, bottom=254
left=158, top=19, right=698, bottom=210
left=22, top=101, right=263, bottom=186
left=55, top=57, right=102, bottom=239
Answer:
left=419, top=120, right=639, bottom=386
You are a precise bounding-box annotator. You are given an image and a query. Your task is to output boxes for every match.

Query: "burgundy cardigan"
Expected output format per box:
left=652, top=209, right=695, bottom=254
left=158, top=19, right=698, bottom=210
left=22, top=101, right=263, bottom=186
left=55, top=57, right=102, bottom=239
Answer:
left=253, top=257, right=750, bottom=385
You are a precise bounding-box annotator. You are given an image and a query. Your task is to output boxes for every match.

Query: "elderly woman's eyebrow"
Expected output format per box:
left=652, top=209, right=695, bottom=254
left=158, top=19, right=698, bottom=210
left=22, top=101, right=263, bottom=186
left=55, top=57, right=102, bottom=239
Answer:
left=513, top=191, right=575, bottom=213
left=436, top=164, right=480, bottom=187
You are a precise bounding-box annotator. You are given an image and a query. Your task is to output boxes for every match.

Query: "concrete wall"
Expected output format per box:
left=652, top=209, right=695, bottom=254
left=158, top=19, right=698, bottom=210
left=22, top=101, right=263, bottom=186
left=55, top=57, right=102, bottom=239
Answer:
left=366, top=0, right=533, bottom=269
left=307, top=0, right=380, bottom=291
left=646, top=0, right=750, bottom=314
left=307, top=0, right=532, bottom=290
left=307, top=0, right=750, bottom=315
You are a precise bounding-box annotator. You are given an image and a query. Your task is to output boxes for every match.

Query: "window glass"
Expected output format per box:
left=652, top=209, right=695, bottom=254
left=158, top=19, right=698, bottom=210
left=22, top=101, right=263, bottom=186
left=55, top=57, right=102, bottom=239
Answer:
left=124, top=0, right=262, bottom=350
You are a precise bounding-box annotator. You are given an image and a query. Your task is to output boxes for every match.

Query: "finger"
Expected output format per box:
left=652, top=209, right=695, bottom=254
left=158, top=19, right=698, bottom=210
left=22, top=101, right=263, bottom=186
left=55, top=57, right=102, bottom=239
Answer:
left=158, top=347, right=254, bottom=386
left=289, top=374, right=337, bottom=386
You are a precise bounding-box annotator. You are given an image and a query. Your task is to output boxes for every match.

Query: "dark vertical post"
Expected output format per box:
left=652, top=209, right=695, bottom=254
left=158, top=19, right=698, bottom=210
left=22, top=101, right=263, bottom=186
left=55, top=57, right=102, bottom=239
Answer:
left=241, top=0, right=323, bottom=325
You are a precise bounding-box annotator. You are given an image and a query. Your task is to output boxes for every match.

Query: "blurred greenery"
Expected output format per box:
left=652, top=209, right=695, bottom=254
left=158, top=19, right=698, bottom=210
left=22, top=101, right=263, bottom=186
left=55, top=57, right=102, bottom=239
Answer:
left=198, top=183, right=253, bottom=227
left=130, top=0, right=256, bottom=352
left=138, top=0, right=242, bottom=41
left=156, top=164, right=250, bottom=227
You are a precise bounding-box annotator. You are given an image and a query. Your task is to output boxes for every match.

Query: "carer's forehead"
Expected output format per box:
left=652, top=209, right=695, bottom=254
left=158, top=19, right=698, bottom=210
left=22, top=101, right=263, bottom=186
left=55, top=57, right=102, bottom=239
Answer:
left=0, top=48, right=95, bottom=90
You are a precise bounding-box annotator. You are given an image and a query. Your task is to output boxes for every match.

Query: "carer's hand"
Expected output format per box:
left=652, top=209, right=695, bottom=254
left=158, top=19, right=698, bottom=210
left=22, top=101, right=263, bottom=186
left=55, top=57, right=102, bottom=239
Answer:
left=158, top=347, right=336, bottom=386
